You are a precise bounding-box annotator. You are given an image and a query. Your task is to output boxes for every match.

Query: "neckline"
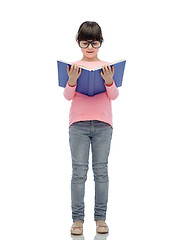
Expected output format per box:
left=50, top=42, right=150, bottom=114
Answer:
left=79, top=60, right=102, bottom=63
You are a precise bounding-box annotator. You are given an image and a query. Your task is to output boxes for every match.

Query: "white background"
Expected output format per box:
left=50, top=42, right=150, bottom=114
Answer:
left=0, top=0, right=179, bottom=239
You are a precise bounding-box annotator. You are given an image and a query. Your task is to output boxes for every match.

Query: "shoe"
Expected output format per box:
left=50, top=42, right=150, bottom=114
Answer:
left=96, top=220, right=109, bottom=234
left=71, top=221, right=83, bottom=235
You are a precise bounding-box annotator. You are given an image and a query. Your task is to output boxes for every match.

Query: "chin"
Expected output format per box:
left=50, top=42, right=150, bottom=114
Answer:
left=86, top=54, right=96, bottom=59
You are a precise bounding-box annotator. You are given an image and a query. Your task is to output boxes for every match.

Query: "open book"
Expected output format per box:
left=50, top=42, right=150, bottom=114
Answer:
left=57, top=59, right=126, bottom=96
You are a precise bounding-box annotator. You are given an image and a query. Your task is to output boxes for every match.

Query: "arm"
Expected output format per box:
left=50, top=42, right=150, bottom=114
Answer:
left=63, top=82, right=76, bottom=101
left=63, top=64, right=81, bottom=101
left=101, top=65, right=119, bottom=100
left=105, top=81, right=119, bottom=100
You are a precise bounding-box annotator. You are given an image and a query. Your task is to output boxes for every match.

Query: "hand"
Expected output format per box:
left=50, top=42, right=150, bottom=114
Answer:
left=67, top=64, right=81, bottom=86
left=101, top=65, right=114, bottom=85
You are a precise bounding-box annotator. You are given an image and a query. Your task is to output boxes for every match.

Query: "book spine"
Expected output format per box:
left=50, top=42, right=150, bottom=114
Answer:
left=88, top=71, right=95, bottom=96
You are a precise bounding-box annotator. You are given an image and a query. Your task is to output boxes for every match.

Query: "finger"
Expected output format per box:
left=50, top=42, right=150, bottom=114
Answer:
left=78, top=67, right=81, bottom=74
left=69, top=64, right=73, bottom=72
left=78, top=67, right=82, bottom=76
left=101, top=71, right=104, bottom=78
left=112, top=66, right=114, bottom=73
left=76, top=65, right=79, bottom=73
left=72, top=64, right=77, bottom=69
left=68, top=65, right=73, bottom=74
left=75, top=65, right=80, bottom=73
left=107, top=65, right=112, bottom=72
left=104, top=65, right=109, bottom=72
left=105, top=65, right=109, bottom=72
left=73, top=64, right=77, bottom=71
left=67, top=65, right=69, bottom=74
left=101, top=66, right=105, bottom=74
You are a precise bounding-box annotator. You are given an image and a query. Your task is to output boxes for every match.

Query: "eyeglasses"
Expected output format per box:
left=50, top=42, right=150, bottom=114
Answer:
left=78, top=40, right=102, bottom=49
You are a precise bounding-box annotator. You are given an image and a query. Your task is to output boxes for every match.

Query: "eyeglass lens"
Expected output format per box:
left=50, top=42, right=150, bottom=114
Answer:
left=79, top=41, right=101, bottom=48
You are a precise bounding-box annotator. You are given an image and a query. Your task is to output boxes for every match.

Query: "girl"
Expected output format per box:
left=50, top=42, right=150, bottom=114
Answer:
left=63, top=21, right=119, bottom=235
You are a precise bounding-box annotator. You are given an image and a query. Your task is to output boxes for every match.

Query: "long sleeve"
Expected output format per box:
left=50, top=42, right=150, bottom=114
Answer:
left=63, top=83, right=76, bottom=101
left=105, top=81, right=119, bottom=100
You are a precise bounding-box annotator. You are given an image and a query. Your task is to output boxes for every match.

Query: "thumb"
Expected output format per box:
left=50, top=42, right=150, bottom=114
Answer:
left=78, top=67, right=82, bottom=76
left=112, top=66, right=114, bottom=73
left=67, top=65, right=70, bottom=74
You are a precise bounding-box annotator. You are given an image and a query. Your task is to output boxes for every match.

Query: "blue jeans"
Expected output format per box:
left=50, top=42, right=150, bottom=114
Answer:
left=69, top=120, right=113, bottom=222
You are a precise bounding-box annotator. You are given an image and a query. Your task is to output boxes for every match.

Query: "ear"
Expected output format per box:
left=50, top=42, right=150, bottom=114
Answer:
left=76, top=39, right=80, bottom=46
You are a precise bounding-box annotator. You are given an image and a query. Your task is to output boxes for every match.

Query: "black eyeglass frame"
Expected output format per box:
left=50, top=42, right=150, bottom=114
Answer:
left=78, top=40, right=103, bottom=49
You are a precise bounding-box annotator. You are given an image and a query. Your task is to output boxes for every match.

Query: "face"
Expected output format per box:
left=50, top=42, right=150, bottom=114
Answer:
left=77, top=40, right=100, bottom=61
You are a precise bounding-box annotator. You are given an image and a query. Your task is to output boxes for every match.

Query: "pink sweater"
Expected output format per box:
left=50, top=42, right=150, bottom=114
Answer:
left=63, top=60, right=119, bottom=128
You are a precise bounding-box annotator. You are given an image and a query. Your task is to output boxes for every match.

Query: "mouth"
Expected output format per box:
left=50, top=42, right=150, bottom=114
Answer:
left=87, top=51, right=94, bottom=53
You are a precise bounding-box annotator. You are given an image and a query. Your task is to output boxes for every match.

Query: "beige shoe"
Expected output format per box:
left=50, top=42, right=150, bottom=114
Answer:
left=96, top=220, right=109, bottom=234
left=71, top=221, right=83, bottom=235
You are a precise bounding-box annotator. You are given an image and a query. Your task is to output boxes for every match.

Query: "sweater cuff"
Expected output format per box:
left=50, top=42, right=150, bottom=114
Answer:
left=68, top=82, right=76, bottom=87
left=105, top=81, right=114, bottom=87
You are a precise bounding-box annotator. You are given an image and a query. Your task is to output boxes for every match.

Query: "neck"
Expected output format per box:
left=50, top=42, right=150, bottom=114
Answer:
left=81, top=56, right=100, bottom=62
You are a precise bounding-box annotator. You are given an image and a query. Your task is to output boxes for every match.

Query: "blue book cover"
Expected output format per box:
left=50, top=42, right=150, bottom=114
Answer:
left=57, top=60, right=126, bottom=96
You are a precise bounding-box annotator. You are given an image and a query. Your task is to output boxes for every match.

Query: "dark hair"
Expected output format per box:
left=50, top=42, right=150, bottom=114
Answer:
left=76, top=21, right=103, bottom=42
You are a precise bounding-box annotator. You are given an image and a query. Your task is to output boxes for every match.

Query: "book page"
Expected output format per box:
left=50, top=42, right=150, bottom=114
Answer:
left=94, top=60, right=126, bottom=70
left=58, top=59, right=126, bottom=72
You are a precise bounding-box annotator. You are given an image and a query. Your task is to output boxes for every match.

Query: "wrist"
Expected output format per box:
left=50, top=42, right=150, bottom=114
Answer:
left=105, top=78, right=113, bottom=86
left=68, top=78, right=77, bottom=87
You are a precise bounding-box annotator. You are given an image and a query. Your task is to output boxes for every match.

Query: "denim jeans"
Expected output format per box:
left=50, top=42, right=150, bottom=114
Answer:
left=69, top=120, right=113, bottom=222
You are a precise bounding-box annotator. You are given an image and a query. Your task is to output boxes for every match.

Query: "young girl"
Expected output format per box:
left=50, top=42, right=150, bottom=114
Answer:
left=63, top=21, right=119, bottom=235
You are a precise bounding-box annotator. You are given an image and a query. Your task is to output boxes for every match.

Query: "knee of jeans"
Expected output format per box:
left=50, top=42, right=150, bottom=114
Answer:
left=72, top=164, right=89, bottom=184
left=93, top=164, right=108, bottom=183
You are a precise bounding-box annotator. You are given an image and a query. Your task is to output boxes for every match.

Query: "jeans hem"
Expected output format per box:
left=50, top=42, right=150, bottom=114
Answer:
left=73, top=219, right=84, bottom=223
left=94, top=217, right=106, bottom=221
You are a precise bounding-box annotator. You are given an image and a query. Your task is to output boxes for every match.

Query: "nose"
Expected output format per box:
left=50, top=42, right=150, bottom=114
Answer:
left=87, top=43, right=93, bottom=49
